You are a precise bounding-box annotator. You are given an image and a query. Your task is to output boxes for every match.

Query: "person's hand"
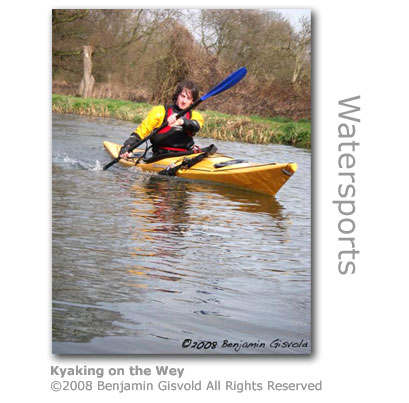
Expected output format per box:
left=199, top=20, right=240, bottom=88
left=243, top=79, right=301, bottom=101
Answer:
left=119, top=146, right=131, bottom=158
left=168, top=114, right=184, bottom=127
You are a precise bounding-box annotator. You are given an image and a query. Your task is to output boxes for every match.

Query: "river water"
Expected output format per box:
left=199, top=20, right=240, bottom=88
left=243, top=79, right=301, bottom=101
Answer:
left=52, top=113, right=311, bottom=354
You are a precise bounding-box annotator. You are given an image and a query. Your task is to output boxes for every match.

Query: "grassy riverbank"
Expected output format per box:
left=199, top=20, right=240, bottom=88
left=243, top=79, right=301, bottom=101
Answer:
left=52, top=94, right=311, bottom=148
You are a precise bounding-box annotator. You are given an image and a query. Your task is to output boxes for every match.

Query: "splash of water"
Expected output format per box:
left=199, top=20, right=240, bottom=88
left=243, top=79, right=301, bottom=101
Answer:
left=56, top=153, right=103, bottom=171
left=91, top=160, right=103, bottom=171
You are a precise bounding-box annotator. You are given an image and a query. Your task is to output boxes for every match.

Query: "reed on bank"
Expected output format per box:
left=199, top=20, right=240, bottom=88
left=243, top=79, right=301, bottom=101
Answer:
left=52, top=94, right=311, bottom=149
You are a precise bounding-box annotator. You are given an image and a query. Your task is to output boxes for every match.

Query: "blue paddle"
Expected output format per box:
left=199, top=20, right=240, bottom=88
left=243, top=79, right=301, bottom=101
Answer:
left=103, top=67, right=247, bottom=170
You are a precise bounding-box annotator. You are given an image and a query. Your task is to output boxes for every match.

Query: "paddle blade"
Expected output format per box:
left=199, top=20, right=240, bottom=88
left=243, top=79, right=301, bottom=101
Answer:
left=201, top=67, right=247, bottom=101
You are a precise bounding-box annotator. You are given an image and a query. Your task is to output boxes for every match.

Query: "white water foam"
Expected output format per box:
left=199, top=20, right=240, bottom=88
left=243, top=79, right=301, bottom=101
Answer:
left=91, top=160, right=103, bottom=171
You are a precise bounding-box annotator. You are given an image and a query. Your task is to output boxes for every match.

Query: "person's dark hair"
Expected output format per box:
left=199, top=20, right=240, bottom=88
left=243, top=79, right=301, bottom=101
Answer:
left=172, top=80, right=199, bottom=104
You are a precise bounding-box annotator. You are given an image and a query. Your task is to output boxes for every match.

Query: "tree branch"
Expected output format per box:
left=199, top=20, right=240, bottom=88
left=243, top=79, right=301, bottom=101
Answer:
left=52, top=10, right=89, bottom=26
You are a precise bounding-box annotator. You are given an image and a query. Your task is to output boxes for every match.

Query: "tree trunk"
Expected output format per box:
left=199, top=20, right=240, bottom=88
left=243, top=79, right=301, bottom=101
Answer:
left=79, top=46, right=95, bottom=97
left=291, top=56, right=302, bottom=86
left=107, top=72, right=112, bottom=98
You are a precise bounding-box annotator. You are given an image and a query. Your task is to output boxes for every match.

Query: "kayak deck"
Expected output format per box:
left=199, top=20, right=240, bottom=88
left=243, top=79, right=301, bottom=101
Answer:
left=103, top=141, right=297, bottom=196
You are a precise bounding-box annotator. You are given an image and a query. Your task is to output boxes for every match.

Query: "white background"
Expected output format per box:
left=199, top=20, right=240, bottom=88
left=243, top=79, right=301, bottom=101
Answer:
left=2, top=1, right=408, bottom=401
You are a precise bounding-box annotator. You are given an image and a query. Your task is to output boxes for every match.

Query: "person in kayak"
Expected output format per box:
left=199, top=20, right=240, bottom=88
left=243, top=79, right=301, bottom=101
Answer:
left=120, top=80, right=204, bottom=157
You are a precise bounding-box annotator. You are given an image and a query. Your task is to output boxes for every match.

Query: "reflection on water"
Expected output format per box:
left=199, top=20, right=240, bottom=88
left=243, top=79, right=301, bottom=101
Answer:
left=123, top=177, right=288, bottom=293
left=52, top=113, right=311, bottom=354
left=135, top=177, right=193, bottom=237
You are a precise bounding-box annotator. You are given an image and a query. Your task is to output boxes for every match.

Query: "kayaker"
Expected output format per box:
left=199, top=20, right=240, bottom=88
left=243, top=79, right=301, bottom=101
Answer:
left=119, top=81, right=204, bottom=157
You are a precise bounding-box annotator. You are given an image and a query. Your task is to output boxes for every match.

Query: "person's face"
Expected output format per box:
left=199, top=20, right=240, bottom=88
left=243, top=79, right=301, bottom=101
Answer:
left=176, top=88, right=193, bottom=109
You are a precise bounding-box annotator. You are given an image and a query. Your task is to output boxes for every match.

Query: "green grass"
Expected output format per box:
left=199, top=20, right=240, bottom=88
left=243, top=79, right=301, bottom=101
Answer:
left=52, top=94, right=311, bottom=148
left=52, top=94, right=152, bottom=123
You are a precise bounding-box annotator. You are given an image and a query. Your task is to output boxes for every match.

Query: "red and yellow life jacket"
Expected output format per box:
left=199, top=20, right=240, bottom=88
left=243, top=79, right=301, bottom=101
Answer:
left=134, top=104, right=204, bottom=152
left=151, top=106, right=194, bottom=151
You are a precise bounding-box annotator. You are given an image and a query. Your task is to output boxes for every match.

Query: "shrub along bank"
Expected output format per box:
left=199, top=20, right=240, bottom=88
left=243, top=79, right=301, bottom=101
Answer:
left=52, top=94, right=311, bottom=149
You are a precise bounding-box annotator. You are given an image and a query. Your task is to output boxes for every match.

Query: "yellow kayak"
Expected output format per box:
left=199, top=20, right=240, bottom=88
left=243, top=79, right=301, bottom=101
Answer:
left=103, top=141, right=297, bottom=196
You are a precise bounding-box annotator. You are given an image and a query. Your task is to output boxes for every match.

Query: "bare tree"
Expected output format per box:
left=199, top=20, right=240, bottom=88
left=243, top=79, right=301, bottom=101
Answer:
left=53, top=9, right=181, bottom=92
left=291, top=16, right=311, bottom=86
left=78, top=46, right=95, bottom=97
